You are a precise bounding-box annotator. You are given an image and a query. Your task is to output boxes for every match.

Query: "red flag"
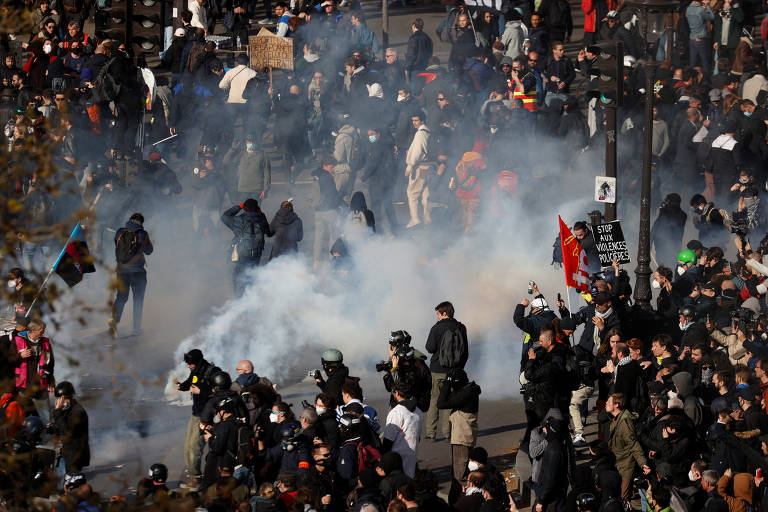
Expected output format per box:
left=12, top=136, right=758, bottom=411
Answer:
left=558, top=216, right=591, bottom=292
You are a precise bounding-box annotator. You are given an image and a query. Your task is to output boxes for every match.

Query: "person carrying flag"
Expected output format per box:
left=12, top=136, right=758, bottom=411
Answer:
left=109, top=213, right=153, bottom=338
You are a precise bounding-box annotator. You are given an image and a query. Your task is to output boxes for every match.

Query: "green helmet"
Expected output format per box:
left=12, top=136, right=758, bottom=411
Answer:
left=677, top=249, right=696, bottom=265
left=321, top=349, right=343, bottom=364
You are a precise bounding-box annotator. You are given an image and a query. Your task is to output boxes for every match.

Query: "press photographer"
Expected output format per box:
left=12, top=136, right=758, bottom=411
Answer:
left=378, top=330, right=432, bottom=413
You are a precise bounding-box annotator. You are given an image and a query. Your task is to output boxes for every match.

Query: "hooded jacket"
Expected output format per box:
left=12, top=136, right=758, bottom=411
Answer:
left=269, top=208, right=303, bottom=259
left=114, top=220, right=153, bottom=272
left=717, top=472, right=755, bottom=512
left=608, top=409, right=647, bottom=477
left=221, top=205, right=272, bottom=262
left=425, top=317, right=469, bottom=373
left=437, top=376, right=480, bottom=446
left=178, top=358, right=222, bottom=416
left=671, top=371, right=703, bottom=426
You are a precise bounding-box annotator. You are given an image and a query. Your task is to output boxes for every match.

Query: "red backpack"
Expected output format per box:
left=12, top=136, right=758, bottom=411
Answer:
left=357, top=441, right=381, bottom=471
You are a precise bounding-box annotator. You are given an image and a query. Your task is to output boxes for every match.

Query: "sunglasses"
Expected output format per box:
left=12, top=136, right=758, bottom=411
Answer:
left=437, top=97, right=446, bottom=101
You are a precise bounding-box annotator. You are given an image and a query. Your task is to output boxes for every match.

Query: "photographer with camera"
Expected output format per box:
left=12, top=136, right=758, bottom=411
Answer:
left=379, top=330, right=432, bottom=414
left=50, top=381, right=89, bottom=474
left=436, top=368, right=481, bottom=504
left=313, top=348, right=350, bottom=406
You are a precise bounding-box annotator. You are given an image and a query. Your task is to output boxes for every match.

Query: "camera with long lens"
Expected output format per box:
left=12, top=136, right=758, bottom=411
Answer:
left=731, top=307, right=755, bottom=335
left=375, top=360, right=393, bottom=372
left=731, top=210, right=750, bottom=237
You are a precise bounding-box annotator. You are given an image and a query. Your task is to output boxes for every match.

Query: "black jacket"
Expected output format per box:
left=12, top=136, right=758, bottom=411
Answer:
left=383, top=357, right=432, bottom=412
left=561, top=304, right=621, bottom=360
left=317, top=364, right=349, bottom=405
left=359, top=135, right=396, bottom=194
left=52, top=399, right=89, bottom=471
left=405, top=30, right=433, bottom=73
left=114, top=220, right=153, bottom=272
left=523, top=343, right=568, bottom=417
left=200, top=389, right=250, bottom=425
left=537, top=431, right=568, bottom=506
left=208, top=416, right=240, bottom=467
left=673, top=119, right=699, bottom=169
left=437, top=379, right=480, bottom=413
left=425, top=317, right=468, bottom=373
left=178, top=359, right=222, bottom=416
left=269, top=208, right=303, bottom=259
left=310, top=168, right=341, bottom=212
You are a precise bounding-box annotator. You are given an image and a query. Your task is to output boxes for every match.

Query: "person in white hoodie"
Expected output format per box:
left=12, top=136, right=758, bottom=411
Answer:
left=404, top=111, right=431, bottom=228
left=501, top=10, right=527, bottom=58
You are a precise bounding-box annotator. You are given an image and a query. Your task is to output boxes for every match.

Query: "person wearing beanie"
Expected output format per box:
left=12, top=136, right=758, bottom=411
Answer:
left=221, top=198, right=272, bottom=296
left=176, top=349, right=222, bottom=491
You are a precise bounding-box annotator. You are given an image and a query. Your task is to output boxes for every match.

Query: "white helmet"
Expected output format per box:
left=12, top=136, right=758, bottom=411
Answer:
left=530, top=298, right=549, bottom=311
left=623, top=55, right=636, bottom=68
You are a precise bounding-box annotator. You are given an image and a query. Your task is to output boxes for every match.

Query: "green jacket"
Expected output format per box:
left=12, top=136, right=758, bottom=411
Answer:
left=608, top=409, right=647, bottom=473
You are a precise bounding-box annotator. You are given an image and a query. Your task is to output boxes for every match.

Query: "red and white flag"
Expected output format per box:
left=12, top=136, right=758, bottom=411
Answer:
left=558, top=216, right=591, bottom=293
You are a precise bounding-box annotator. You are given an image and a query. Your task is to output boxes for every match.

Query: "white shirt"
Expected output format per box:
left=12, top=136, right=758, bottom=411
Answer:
left=382, top=402, right=423, bottom=477
left=189, top=0, right=207, bottom=30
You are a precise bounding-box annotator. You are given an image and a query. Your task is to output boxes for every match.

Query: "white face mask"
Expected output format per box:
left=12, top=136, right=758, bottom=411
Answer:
left=467, top=461, right=480, bottom=471
left=397, top=95, right=406, bottom=102
left=652, top=280, right=661, bottom=289
left=316, top=406, right=326, bottom=415
left=270, top=412, right=280, bottom=423
left=43, top=44, right=52, bottom=54
left=7, top=279, right=16, bottom=288
left=679, top=321, right=691, bottom=331
left=677, top=265, right=687, bottom=276
left=688, top=469, right=698, bottom=482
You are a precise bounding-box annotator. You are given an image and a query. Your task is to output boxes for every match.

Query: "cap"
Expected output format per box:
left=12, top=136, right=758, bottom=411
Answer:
left=606, top=10, right=619, bottom=18
left=737, top=387, right=756, bottom=401
left=709, top=88, right=722, bottom=102
left=174, top=27, right=186, bottom=37
left=686, top=240, right=708, bottom=252
left=702, top=282, right=717, bottom=292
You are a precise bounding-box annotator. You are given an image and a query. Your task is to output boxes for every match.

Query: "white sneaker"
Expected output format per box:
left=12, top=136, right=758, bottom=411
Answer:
left=572, top=433, right=587, bottom=447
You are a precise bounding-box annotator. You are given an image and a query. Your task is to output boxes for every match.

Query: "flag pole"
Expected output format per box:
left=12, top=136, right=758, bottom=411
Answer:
left=26, top=222, right=81, bottom=318
left=566, top=286, right=573, bottom=318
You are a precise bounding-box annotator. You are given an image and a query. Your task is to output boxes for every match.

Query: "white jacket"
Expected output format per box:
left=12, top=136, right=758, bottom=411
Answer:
left=219, top=65, right=257, bottom=103
left=405, top=124, right=431, bottom=175
left=189, top=0, right=207, bottom=30
left=742, top=73, right=768, bottom=104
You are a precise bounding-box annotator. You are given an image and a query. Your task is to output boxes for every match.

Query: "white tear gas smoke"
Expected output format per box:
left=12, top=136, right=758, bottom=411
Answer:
left=166, top=200, right=594, bottom=400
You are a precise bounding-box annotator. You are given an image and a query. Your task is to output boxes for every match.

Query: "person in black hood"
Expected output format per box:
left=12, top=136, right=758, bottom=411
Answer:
left=376, top=451, right=411, bottom=502
left=651, top=193, right=688, bottom=268
left=437, top=368, right=481, bottom=504
left=535, top=415, right=568, bottom=511
left=269, top=200, right=303, bottom=260
left=221, top=198, right=273, bottom=296
left=176, top=349, right=221, bottom=491
left=109, top=213, right=153, bottom=338
left=339, top=191, right=375, bottom=243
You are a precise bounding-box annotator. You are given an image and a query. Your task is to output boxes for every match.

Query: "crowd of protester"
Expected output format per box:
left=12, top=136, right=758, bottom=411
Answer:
left=2, top=0, right=768, bottom=508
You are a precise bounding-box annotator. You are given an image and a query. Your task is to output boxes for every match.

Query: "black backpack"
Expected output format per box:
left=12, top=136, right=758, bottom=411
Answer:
left=237, top=219, right=263, bottom=260
left=95, top=57, right=121, bottom=102
left=437, top=327, right=468, bottom=369
left=115, top=229, right=139, bottom=264
left=228, top=422, right=257, bottom=467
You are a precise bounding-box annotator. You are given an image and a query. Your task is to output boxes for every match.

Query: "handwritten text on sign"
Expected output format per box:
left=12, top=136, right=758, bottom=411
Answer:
left=594, top=221, right=631, bottom=266
left=249, top=29, right=294, bottom=70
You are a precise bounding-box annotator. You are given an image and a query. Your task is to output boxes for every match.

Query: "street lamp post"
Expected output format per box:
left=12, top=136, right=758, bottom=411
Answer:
left=626, top=0, right=677, bottom=310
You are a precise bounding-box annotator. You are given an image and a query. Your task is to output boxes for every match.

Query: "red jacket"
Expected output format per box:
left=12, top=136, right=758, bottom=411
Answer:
left=14, top=334, right=54, bottom=391
left=0, top=393, right=24, bottom=441
left=582, top=0, right=616, bottom=34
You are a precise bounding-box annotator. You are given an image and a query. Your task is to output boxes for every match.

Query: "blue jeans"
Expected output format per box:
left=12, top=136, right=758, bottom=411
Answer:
left=112, top=270, right=147, bottom=330
left=689, top=38, right=711, bottom=74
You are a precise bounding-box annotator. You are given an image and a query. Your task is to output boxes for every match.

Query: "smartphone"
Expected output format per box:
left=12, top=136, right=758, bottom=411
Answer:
left=758, top=468, right=763, bottom=479
left=557, top=293, right=562, bottom=302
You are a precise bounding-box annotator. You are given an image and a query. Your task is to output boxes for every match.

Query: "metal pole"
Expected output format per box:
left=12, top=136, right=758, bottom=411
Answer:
left=604, top=107, right=617, bottom=222
left=634, top=60, right=655, bottom=310
left=382, top=0, right=389, bottom=53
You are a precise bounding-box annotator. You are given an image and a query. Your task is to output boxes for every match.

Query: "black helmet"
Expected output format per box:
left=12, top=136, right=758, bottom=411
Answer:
left=54, top=381, right=75, bottom=398
left=214, top=396, right=237, bottom=414
left=394, top=345, right=415, bottom=360
left=22, top=415, right=44, bottom=438
left=575, top=493, right=598, bottom=511
left=338, top=413, right=361, bottom=432
left=148, top=463, right=168, bottom=483
left=211, top=371, right=232, bottom=391
left=679, top=305, right=696, bottom=318
left=279, top=422, right=301, bottom=440
left=389, top=330, right=411, bottom=347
